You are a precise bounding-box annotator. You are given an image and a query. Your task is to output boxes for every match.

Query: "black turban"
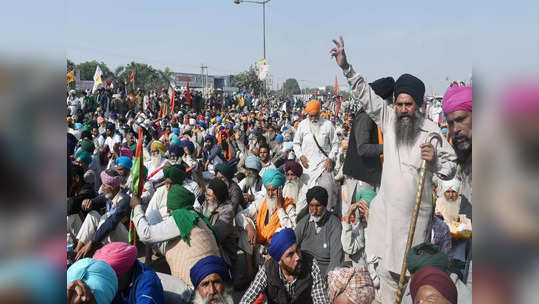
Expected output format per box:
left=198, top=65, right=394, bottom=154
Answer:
left=215, top=162, right=236, bottom=180
left=394, top=74, right=425, bottom=107
left=208, top=178, right=229, bottom=203
left=369, top=77, right=395, bottom=100
left=306, top=186, right=328, bottom=207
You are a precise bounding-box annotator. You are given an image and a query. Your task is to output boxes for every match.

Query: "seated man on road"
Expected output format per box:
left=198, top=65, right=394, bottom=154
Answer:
left=132, top=184, right=221, bottom=287
left=75, top=169, right=131, bottom=260
left=67, top=258, right=118, bottom=304
left=190, top=255, right=235, bottom=304
left=239, top=228, right=330, bottom=304
left=236, top=169, right=296, bottom=278
left=295, top=186, right=343, bottom=278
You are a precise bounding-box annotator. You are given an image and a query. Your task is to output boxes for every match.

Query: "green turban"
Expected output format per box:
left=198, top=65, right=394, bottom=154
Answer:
left=262, top=168, right=285, bottom=188
left=406, top=242, right=449, bottom=274
left=85, top=120, right=98, bottom=129
left=355, top=189, right=377, bottom=205
left=167, top=185, right=216, bottom=245
left=75, top=149, right=92, bottom=166
left=80, top=139, right=95, bottom=154
left=163, top=165, right=186, bottom=185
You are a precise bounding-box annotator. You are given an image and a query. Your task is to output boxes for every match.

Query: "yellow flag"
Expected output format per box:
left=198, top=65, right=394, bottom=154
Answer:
left=66, top=70, right=75, bottom=83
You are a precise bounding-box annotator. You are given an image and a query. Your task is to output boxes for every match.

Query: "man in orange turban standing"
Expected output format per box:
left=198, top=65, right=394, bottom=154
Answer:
left=293, top=100, right=340, bottom=215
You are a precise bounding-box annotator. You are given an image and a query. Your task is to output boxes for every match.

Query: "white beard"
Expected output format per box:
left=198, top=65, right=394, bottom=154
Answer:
left=151, top=154, right=162, bottom=168
left=266, top=196, right=277, bottom=214
left=435, top=197, right=461, bottom=224
left=309, top=120, right=321, bottom=134
left=283, top=179, right=300, bottom=202
left=192, top=286, right=234, bottom=304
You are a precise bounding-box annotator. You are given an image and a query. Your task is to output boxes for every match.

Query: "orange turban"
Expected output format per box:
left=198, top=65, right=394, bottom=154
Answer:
left=305, top=100, right=322, bottom=115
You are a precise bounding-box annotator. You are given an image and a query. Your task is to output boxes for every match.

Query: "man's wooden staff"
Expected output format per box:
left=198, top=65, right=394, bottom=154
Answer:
left=395, top=132, right=442, bottom=304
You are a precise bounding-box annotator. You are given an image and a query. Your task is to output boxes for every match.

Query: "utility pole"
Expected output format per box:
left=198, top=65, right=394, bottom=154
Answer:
left=200, top=64, right=208, bottom=96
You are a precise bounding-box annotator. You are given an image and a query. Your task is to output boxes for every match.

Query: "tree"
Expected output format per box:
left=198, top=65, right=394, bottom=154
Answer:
left=231, top=66, right=265, bottom=96
left=282, top=78, right=301, bottom=95
left=67, top=59, right=75, bottom=73
left=75, top=60, right=114, bottom=81
left=117, top=61, right=168, bottom=92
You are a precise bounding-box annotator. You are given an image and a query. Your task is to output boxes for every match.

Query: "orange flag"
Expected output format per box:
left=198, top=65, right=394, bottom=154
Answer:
left=66, top=70, right=75, bottom=83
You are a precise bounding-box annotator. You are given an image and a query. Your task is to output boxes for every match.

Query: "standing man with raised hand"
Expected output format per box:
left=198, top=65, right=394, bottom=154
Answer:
left=330, top=36, right=457, bottom=303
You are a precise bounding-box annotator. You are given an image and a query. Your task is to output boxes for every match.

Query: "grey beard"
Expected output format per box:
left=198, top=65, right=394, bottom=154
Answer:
left=245, top=175, right=256, bottom=189
left=395, top=112, right=420, bottom=148
left=193, top=286, right=234, bottom=304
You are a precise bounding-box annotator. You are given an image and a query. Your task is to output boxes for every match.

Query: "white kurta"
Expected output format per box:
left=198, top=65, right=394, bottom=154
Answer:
left=292, top=118, right=339, bottom=186
left=345, top=65, right=457, bottom=273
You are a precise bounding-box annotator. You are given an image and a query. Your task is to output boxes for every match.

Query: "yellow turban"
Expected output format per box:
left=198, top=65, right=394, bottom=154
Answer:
left=305, top=100, right=322, bottom=115
left=151, top=140, right=166, bottom=153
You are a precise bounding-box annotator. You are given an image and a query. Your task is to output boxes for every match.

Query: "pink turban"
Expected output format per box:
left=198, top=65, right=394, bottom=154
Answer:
left=93, top=242, right=138, bottom=275
left=501, top=81, right=539, bottom=119
left=120, top=147, right=134, bottom=158
left=442, top=86, right=472, bottom=115
left=100, top=170, right=122, bottom=188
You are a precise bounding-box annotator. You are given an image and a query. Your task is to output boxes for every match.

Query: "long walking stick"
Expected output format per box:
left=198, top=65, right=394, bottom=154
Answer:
left=395, top=132, right=442, bottom=304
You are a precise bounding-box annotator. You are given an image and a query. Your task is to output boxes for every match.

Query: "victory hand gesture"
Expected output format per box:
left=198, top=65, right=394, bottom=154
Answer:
left=330, top=36, right=349, bottom=70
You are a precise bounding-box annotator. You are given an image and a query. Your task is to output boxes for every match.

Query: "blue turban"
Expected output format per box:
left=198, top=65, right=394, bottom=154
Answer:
left=168, top=144, right=184, bottom=157
left=115, top=156, right=132, bottom=169
left=262, top=168, right=285, bottom=188
left=181, top=140, right=195, bottom=154
left=252, top=130, right=261, bottom=137
left=268, top=228, right=296, bottom=261
left=67, top=258, right=118, bottom=304
left=216, top=116, right=222, bottom=122
left=75, top=149, right=92, bottom=166
left=245, top=155, right=262, bottom=172
left=275, top=134, right=284, bottom=143
left=75, top=122, right=83, bottom=130
left=204, top=134, right=215, bottom=143
left=172, top=127, right=180, bottom=135
left=190, top=255, right=231, bottom=290
left=169, top=135, right=181, bottom=146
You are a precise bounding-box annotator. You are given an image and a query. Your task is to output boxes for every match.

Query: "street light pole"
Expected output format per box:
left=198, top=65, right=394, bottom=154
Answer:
left=263, top=1, right=266, bottom=59
left=234, top=0, right=270, bottom=60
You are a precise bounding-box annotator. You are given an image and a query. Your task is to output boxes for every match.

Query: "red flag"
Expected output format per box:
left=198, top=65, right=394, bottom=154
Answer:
left=170, top=88, right=175, bottom=114
left=186, top=82, right=192, bottom=105
left=335, top=96, right=342, bottom=116
left=134, top=127, right=144, bottom=197
left=334, top=75, right=339, bottom=95
left=129, top=71, right=135, bottom=83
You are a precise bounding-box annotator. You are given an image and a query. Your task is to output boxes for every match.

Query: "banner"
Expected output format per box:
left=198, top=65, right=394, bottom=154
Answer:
left=255, top=59, right=270, bottom=81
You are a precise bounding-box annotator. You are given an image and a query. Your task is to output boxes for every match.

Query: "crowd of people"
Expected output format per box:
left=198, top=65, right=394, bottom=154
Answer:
left=67, top=36, right=472, bottom=304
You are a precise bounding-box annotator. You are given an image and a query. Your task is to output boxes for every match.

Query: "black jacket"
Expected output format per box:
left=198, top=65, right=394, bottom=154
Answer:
left=343, top=110, right=382, bottom=186
left=264, top=253, right=314, bottom=304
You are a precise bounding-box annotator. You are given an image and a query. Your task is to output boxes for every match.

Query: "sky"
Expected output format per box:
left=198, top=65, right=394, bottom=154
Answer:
left=66, top=1, right=482, bottom=95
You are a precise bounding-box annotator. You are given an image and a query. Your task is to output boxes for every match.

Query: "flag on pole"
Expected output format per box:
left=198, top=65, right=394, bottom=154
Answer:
left=129, top=127, right=145, bottom=245
left=129, top=70, right=135, bottom=83
left=186, top=81, right=192, bottom=105
left=334, top=75, right=342, bottom=115
left=92, top=65, right=103, bottom=93
left=66, top=70, right=75, bottom=83
left=170, top=87, right=175, bottom=114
